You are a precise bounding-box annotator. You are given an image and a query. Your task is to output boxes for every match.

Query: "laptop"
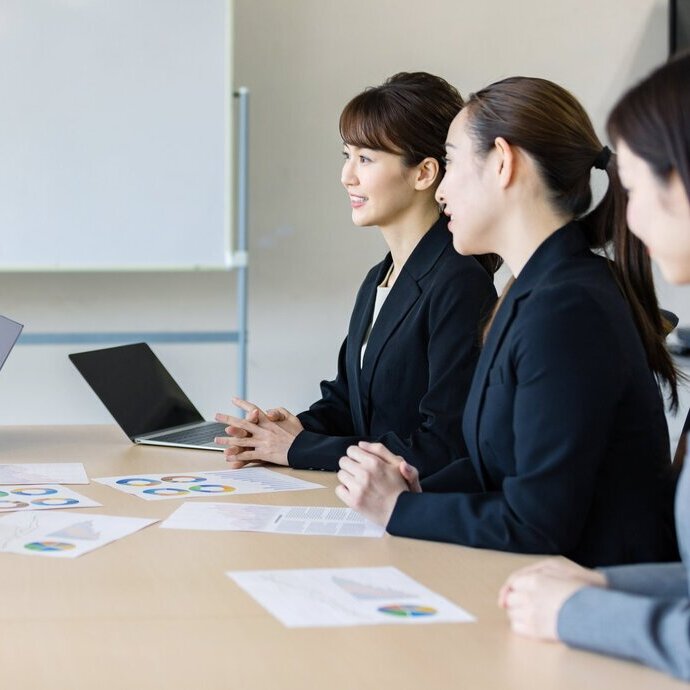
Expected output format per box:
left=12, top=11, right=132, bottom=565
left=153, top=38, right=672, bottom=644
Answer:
left=69, top=342, right=229, bottom=451
left=0, top=315, right=23, bottom=372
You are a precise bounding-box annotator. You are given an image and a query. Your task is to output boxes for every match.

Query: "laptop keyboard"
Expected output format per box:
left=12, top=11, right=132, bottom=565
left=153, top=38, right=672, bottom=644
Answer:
left=152, top=422, right=229, bottom=446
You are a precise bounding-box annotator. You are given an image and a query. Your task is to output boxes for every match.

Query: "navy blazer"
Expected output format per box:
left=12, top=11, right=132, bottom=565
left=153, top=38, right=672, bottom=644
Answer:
left=287, top=216, right=497, bottom=477
left=388, top=222, right=678, bottom=567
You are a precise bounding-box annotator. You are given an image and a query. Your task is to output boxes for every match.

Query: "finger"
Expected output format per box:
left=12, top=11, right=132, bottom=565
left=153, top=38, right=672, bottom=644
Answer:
left=232, top=397, right=263, bottom=415
left=337, top=458, right=359, bottom=481
left=219, top=415, right=262, bottom=435
left=215, top=435, right=256, bottom=448
left=335, top=483, right=353, bottom=506
left=345, top=444, right=382, bottom=467
left=340, top=456, right=372, bottom=483
left=358, top=441, right=401, bottom=465
left=266, top=408, right=285, bottom=422
left=225, top=425, right=251, bottom=439
left=225, top=448, right=261, bottom=463
left=398, top=460, right=418, bottom=482
left=246, top=408, right=260, bottom=424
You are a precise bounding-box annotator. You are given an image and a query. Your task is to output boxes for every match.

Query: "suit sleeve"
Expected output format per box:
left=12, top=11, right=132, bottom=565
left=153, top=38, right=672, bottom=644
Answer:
left=600, top=563, right=688, bottom=598
left=387, top=289, right=625, bottom=553
left=289, top=265, right=495, bottom=474
left=558, top=584, right=690, bottom=681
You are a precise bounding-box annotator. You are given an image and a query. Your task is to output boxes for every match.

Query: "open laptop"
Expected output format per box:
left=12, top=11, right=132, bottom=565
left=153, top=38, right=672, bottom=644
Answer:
left=69, top=343, right=229, bottom=451
left=0, top=314, right=23, bottom=372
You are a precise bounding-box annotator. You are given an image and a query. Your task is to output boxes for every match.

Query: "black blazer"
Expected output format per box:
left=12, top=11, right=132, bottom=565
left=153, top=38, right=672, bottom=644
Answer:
left=388, top=222, right=678, bottom=567
left=288, top=216, right=497, bottom=477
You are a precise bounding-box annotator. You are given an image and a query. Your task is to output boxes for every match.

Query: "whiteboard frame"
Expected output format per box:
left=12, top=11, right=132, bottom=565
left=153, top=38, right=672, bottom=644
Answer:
left=0, top=0, right=236, bottom=273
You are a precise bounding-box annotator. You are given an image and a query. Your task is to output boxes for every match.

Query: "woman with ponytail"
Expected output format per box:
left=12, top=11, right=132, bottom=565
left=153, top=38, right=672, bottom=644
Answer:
left=336, top=75, right=679, bottom=567
left=500, top=53, right=690, bottom=681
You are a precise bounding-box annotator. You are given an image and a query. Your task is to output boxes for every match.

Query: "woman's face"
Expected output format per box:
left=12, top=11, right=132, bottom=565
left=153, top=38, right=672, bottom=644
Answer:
left=617, top=139, right=690, bottom=284
left=435, top=110, right=499, bottom=256
left=341, top=144, right=419, bottom=228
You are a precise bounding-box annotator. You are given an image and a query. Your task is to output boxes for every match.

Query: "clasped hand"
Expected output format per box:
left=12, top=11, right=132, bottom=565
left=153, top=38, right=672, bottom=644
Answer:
left=498, top=557, right=607, bottom=640
left=335, top=441, right=421, bottom=526
left=214, top=397, right=303, bottom=467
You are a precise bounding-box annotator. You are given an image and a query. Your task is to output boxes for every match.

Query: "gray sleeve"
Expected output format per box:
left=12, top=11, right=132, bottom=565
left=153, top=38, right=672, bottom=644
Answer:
left=599, top=563, right=688, bottom=598
left=558, top=586, right=690, bottom=681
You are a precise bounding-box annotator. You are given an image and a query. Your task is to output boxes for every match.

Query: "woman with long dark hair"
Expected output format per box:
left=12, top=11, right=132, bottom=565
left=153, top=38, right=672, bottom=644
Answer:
left=215, top=73, right=497, bottom=477
left=500, top=53, right=690, bottom=681
left=336, top=74, right=679, bottom=567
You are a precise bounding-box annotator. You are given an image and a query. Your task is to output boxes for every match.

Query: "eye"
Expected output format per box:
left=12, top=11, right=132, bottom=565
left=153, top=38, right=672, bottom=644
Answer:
left=442, top=156, right=451, bottom=166
left=342, top=150, right=350, bottom=161
left=359, top=155, right=371, bottom=164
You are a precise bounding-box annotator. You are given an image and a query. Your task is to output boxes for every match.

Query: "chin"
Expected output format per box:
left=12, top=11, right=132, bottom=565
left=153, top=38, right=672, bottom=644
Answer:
left=660, top=261, right=690, bottom=285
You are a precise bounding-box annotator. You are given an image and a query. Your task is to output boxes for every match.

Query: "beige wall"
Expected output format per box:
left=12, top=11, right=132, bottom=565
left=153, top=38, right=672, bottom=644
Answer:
left=1, top=0, right=687, bottom=443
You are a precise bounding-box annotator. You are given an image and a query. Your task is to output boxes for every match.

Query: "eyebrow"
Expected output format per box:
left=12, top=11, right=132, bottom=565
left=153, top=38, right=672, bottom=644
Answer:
left=444, top=143, right=456, bottom=149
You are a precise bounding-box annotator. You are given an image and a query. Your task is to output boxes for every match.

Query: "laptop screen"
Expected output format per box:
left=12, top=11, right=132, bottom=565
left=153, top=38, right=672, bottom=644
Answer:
left=69, top=343, right=204, bottom=439
left=0, top=315, right=23, bottom=371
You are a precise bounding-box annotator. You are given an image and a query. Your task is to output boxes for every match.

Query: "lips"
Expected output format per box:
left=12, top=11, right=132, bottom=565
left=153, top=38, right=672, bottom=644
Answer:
left=349, top=195, right=367, bottom=208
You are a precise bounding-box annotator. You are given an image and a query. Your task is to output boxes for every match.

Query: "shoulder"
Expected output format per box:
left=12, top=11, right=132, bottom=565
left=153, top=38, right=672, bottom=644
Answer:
left=423, top=248, right=496, bottom=300
left=512, top=260, right=626, bottom=356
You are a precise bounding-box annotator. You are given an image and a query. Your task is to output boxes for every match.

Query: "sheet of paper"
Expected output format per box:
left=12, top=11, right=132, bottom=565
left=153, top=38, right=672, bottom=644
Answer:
left=161, top=503, right=385, bottom=538
left=0, top=463, right=88, bottom=485
left=95, top=468, right=324, bottom=501
left=0, top=485, right=100, bottom=512
left=0, top=511, right=156, bottom=558
left=227, top=566, right=475, bottom=628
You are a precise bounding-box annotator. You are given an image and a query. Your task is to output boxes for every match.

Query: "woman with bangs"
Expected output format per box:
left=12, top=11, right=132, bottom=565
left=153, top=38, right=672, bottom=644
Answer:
left=215, top=72, right=498, bottom=477
left=336, top=75, right=679, bottom=568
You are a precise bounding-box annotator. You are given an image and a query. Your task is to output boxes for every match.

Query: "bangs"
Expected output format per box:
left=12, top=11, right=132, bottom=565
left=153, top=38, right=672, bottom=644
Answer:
left=339, top=90, right=402, bottom=155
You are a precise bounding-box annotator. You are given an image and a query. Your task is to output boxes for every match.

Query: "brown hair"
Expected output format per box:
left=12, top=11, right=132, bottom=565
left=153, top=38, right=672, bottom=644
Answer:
left=465, top=76, right=679, bottom=408
left=607, top=50, right=690, bottom=207
left=340, top=72, right=502, bottom=276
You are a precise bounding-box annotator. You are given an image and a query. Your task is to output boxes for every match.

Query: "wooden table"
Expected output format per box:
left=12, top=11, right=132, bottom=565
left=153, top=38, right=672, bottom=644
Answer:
left=0, top=426, right=683, bottom=690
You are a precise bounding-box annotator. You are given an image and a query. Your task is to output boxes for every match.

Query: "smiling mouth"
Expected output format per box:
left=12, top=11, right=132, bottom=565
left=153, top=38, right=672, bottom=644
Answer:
left=349, top=195, right=367, bottom=207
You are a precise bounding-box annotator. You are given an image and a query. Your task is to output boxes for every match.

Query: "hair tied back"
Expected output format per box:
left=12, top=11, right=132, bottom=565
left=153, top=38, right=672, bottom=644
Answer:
left=593, top=145, right=612, bottom=170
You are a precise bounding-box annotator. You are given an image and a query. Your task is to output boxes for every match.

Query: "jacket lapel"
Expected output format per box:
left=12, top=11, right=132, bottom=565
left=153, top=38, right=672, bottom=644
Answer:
left=347, top=257, right=391, bottom=434
left=463, top=221, right=592, bottom=484
left=359, top=217, right=451, bottom=427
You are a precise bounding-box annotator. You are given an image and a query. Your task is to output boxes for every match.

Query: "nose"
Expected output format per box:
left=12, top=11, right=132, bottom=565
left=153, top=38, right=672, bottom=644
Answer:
left=341, top=158, right=358, bottom=187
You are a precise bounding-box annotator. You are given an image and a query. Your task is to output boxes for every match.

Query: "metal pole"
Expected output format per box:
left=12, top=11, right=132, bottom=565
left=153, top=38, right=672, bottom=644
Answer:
left=234, top=87, right=249, bottom=401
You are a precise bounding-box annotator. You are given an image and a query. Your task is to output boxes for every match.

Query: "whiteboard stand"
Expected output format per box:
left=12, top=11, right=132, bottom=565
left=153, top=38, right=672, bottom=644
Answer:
left=234, top=87, right=250, bottom=401
left=17, top=87, right=251, bottom=402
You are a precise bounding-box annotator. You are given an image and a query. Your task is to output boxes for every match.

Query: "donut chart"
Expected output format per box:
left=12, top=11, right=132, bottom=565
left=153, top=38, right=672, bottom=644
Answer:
left=0, top=500, right=29, bottom=510
left=188, top=484, right=235, bottom=494
left=24, top=541, right=76, bottom=552
left=160, top=475, right=206, bottom=483
left=378, top=604, right=437, bottom=618
left=12, top=487, right=58, bottom=496
left=142, top=487, right=189, bottom=497
left=31, top=497, right=80, bottom=507
left=117, top=478, right=160, bottom=487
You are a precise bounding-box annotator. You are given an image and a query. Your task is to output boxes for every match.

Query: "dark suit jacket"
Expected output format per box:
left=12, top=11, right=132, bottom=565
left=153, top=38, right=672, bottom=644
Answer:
left=388, top=222, right=678, bottom=567
left=287, top=216, right=497, bottom=477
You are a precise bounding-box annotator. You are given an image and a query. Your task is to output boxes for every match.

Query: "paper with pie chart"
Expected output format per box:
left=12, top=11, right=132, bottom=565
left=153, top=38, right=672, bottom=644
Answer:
left=227, top=566, right=475, bottom=628
left=0, top=511, right=157, bottom=558
left=0, top=485, right=100, bottom=512
left=94, top=468, right=324, bottom=501
left=161, top=503, right=385, bottom=537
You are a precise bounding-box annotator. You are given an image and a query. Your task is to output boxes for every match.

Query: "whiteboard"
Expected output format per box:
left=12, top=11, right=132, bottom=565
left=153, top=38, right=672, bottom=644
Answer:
left=0, top=0, right=233, bottom=270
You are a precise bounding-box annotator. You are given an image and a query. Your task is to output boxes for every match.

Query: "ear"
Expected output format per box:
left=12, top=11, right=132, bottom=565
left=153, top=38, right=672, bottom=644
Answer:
left=413, top=157, right=440, bottom=191
left=493, top=137, right=515, bottom=189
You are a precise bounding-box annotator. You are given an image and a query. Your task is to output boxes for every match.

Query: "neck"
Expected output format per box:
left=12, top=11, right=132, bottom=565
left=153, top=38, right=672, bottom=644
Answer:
left=498, top=204, right=571, bottom=277
left=379, top=203, right=439, bottom=275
